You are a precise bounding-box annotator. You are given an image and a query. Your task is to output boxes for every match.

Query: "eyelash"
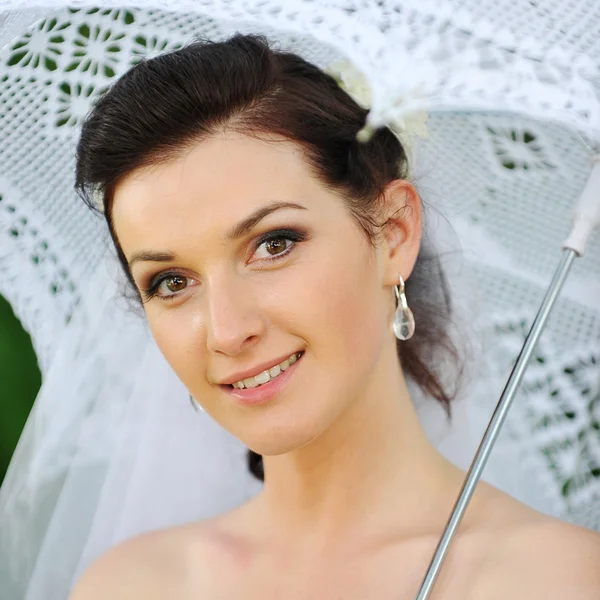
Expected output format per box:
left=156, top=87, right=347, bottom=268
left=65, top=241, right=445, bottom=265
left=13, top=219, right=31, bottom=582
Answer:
left=140, top=227, right=307, bottom=303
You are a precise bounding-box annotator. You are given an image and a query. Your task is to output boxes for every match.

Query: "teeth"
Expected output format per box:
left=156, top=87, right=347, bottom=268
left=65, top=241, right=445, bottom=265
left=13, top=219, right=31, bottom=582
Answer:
left=254, top=370, right=271, bottom=385
left=243, top=377, right=258, bottom=389
left=232, top=352, right=301, bottom=389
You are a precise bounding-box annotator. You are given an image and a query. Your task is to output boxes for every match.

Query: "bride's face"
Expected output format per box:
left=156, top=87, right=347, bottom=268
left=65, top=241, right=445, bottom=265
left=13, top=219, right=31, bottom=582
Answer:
left=112, top=132, right=402, bottom=455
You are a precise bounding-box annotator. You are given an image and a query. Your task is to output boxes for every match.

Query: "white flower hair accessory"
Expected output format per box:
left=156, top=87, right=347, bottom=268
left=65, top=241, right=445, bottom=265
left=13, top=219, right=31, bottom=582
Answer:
left=326, top=60, right=430, bottom=177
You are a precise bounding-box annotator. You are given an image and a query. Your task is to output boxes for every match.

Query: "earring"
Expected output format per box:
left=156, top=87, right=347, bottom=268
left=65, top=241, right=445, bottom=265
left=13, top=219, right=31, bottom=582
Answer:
left=189, top=394, right=205, bottom=413
left=392, top=274, right=415, bottom=341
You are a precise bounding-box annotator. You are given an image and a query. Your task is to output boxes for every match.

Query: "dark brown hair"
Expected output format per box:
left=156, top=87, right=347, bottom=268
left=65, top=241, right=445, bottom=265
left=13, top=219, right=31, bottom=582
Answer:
left=75, top=34, right=460, bottom=482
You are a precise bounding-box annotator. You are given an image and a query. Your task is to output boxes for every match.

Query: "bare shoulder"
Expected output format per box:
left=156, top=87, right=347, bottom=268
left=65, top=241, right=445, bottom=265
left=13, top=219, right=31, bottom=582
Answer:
left=69, top=521, right=219, bottom=600
left=476, top=517, right=600, bottom=599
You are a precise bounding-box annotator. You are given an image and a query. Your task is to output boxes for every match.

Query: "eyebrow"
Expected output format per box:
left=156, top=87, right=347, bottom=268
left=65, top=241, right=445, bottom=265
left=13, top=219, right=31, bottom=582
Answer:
left=128, top=201, right=307, bottom=269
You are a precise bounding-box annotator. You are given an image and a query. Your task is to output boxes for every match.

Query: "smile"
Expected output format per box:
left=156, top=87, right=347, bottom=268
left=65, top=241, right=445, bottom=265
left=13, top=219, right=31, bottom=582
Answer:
left=221, top=351, right=304, bottom=407
left=231, top=351, right=303, bottom=389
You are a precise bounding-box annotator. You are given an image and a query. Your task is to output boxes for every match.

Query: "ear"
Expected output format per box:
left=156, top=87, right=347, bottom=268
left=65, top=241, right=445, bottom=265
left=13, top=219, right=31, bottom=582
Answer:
left=379, top=179, right=422, bottom=286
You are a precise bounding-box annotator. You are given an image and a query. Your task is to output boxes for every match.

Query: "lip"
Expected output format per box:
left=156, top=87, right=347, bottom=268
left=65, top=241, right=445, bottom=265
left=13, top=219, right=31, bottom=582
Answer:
left=217, top=350, right=303, bottom=385
left=220, top=351, right=304, bottom=407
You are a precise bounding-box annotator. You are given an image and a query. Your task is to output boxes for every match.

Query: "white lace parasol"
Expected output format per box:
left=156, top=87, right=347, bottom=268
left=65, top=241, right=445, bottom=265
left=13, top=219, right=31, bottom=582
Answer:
left=0, top=2, right=599, bottom=599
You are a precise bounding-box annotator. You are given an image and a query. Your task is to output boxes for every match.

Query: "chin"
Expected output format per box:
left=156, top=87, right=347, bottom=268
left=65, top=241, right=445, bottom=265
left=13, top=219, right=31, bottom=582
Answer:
left=236, top=401, right=346, bottom=458
left=247, top=431, right=319, bottom=457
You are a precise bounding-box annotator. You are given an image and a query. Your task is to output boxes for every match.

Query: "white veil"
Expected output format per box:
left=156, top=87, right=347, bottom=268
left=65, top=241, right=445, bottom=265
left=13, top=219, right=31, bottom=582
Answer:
left=0, top=2, right=599, bottom=599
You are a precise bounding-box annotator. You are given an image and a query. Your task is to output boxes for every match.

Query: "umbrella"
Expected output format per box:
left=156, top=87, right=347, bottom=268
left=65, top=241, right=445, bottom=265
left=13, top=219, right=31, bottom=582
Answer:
left=0, top=2, right=598, bottom=599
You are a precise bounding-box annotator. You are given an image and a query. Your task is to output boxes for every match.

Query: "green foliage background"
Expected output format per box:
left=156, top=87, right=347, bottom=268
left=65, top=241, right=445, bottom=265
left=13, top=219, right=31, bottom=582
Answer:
left=0, top=295, right=41, bottom=485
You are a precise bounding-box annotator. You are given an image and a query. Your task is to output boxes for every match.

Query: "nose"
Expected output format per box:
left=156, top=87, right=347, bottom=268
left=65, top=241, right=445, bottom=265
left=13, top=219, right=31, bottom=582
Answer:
left=204, top=276, right=266, bottom=356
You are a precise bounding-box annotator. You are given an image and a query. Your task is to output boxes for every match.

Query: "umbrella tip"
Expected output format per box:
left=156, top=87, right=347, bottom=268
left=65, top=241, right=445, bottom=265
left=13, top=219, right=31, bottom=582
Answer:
left=562, top=158, right=600, bottom=256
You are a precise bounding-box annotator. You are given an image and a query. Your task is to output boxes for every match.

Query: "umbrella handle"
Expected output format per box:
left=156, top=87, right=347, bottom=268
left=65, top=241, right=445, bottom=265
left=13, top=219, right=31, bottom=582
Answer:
left=414, top=249, right=577, bottom=600
left=415, top=153, right=600, bottom=599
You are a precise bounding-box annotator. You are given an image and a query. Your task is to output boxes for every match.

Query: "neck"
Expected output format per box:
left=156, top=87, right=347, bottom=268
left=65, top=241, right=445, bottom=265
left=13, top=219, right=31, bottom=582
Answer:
left=256, top=341, right=464, bottom=549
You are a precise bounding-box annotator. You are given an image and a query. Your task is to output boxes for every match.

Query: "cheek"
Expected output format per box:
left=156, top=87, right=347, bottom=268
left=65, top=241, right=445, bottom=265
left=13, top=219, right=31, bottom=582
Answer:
left=292, top=235, right=387, bottom=370
left=145, top=306, right=203, bottom=387
left=321, top=266, right=385, bottom=362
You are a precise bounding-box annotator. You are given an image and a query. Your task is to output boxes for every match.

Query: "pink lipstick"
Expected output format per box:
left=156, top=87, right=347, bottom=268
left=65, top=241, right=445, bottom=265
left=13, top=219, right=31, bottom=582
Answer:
left=220, top=351, right=304, bottom=407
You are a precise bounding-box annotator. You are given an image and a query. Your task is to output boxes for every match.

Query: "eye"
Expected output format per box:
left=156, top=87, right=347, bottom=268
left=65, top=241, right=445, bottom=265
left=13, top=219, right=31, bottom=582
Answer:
left=252, top=228, right=307, bottom=262
left=158, top=275, right=188, bottom=295
left=254, top=236, right=292, bottom=259
left=142, top=273, right=196, bottom=303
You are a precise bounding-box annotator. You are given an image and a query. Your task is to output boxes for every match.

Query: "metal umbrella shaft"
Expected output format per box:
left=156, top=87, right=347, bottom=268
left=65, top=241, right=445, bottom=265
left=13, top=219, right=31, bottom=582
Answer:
left=415, top=248, right=578, bottom=600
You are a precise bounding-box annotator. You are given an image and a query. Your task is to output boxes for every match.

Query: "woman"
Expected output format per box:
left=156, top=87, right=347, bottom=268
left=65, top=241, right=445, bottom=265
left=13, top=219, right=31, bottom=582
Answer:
left=71, top=34, right=600, bottom=599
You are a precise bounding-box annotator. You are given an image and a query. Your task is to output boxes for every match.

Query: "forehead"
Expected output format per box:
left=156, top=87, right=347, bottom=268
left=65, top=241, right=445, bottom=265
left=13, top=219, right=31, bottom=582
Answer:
left=111, top=132, right=325, bottom=239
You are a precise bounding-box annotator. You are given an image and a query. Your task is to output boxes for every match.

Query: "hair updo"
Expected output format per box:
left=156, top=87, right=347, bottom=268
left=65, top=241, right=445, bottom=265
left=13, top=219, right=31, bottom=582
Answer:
left=75, top=34, right=461, bottom=482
